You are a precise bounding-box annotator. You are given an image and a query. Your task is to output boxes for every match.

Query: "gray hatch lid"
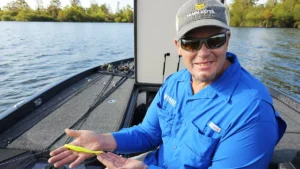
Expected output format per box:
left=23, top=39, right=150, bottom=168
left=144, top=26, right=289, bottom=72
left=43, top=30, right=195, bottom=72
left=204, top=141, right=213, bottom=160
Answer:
left=134, top=0, right=189, bottom=85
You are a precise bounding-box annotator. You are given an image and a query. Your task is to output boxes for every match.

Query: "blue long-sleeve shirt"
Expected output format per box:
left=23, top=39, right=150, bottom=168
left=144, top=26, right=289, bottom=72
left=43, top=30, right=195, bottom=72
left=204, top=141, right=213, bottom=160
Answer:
left=112, top=52, right=286, bottom=169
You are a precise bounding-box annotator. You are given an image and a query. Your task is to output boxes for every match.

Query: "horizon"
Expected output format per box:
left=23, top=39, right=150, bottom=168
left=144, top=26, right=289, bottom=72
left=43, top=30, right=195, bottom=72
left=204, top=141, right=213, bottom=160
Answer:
left=0, top=0, right=134, bottom=13
left=0, top=0, right=269, bottom=10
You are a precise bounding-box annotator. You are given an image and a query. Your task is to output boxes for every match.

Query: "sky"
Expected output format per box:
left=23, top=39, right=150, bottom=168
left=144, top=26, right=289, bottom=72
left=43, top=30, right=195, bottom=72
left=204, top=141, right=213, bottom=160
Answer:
left=226, top=0, right=267, bottom=4
left=0, top=0, right=134, bottom=13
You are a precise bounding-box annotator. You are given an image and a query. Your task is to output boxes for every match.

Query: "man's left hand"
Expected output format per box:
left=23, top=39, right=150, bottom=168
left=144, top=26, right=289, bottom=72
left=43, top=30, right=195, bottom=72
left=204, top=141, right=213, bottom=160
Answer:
left=97, top=152, right=148, bottom=169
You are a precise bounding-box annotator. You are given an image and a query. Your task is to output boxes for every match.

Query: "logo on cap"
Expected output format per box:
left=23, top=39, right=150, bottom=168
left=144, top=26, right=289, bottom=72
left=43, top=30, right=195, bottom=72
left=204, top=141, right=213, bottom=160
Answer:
left=195, top=3, right=205, bottom=10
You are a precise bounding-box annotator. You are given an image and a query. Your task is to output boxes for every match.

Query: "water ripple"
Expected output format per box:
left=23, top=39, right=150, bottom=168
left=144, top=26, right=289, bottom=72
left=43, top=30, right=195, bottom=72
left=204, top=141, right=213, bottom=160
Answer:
left=230, top=27, right=299, bottom=101
left=0, top=24, right=298, bottom=114
left=0, top=22, right=134, bottom=113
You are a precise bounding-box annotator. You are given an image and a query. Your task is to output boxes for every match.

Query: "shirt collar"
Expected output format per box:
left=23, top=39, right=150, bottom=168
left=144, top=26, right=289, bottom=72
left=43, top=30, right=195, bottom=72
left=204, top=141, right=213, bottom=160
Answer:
left=178, top=52, right=241, bottom=102
left=209, top=52, right=241, bottom=102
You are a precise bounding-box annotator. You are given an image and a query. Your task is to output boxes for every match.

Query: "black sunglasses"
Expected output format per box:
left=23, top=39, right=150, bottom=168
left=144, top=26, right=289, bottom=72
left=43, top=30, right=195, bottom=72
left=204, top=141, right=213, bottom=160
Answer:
left=180, top=31, right=229, bottom=52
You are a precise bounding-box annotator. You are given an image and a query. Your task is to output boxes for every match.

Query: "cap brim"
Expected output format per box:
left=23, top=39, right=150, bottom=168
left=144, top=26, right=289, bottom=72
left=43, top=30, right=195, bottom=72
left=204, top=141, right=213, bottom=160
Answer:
left=177, top=19, right=230, bottom=40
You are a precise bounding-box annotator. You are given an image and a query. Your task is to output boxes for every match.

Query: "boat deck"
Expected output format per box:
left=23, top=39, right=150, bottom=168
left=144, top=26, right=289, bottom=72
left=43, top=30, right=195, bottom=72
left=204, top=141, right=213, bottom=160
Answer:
left=6, top=75, right=135, bottom=151
left=270, top=88, right=300, bottom=164
left=0, top=59, right=136, bottom=158
left=0, top=58, right=299, bottom=168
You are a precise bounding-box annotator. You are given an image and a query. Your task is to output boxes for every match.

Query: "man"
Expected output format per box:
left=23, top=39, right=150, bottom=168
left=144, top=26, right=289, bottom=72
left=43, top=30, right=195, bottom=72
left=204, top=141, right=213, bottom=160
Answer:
left=49, top=0, right=286, bottom=168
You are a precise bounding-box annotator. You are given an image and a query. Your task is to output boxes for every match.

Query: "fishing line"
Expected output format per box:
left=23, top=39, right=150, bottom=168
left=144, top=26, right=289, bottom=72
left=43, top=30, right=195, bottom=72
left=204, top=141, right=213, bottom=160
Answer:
left=0, top=63, right=134, bottom=167
left=49, top=66, right=133, bottom=147
left=46, top=74, right=114, bottom=148
left=64, top=75, right=115, bottom=144
left=63, top=70, right=134, bottom=145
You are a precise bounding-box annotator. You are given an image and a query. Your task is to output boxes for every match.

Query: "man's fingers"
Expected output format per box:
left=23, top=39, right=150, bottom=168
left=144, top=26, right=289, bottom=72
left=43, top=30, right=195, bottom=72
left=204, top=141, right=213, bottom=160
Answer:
left=69, top=155, right=87, bottom=169
left=53, top=153, right=78, bottom=168
left=98, top=153, right=112, bottom=161
left=49, top=146, right=68, bottom=156
left=106, top=152, right=126, bottom=163
left=48, top=150, right=73, bottom=163
left=105, top=152, right=120, bottom=161
left=65, top=128, right=81, bottom=137
left=97, top=154, right=104, bottom=161
left=97, top=154, right=117, bottom=169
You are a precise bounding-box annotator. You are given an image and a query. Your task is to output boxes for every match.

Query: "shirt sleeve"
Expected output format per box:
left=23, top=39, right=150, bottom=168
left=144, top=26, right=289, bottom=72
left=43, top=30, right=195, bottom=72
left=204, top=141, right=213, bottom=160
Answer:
left=147, top=165, right=164, bottom=169
left=111, top=85, right=164, bottom=154
left=209, top=100, right=278, bottom=169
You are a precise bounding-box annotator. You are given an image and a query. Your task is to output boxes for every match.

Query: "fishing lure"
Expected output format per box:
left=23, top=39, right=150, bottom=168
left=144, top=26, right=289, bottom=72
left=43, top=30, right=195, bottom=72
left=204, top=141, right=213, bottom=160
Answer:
left=64, top=144, right=103, bottom=154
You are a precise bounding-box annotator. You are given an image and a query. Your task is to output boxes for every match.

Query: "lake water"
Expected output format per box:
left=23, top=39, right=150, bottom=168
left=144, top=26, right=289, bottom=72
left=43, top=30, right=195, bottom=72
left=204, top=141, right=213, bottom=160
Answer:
left=0, top=22, right=299, bottom=114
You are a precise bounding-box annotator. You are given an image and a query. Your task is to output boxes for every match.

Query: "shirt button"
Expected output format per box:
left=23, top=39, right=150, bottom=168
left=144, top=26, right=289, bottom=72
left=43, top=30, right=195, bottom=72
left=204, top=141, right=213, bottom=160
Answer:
left=183, top=122, right=186, bottom=126
left=173, top=146, right=177, bottom=150
left=164, top=165, right=168, bottom=168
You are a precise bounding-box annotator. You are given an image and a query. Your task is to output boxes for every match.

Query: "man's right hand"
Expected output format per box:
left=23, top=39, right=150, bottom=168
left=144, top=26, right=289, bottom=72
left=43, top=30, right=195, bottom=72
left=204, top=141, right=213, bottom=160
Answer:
left=48, top=128, right=117, bottom=169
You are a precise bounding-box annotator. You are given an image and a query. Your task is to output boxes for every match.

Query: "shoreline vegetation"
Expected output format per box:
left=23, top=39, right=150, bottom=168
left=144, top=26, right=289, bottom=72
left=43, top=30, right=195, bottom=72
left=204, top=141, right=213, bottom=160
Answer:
left=0, top=0, right=133, bottom=23
left=229, top=0, right=300, bottom=28
left=0, top=0, right=299, bottom=28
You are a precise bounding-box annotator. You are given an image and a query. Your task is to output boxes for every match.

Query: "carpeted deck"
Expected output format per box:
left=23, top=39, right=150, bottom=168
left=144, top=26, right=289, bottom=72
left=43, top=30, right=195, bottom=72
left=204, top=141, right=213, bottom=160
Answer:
left=2, top=64, right=299, bottom=167
left=272, top=98, right=300, bottom=163
left=7, top=74, right=135, bottom=151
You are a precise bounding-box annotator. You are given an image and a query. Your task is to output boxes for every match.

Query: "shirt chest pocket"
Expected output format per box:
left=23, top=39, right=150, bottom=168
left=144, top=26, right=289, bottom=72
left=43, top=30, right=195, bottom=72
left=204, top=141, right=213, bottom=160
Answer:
left=157, top=107, right=174, bottom=138
left=182, top=123, right=219, bottom=168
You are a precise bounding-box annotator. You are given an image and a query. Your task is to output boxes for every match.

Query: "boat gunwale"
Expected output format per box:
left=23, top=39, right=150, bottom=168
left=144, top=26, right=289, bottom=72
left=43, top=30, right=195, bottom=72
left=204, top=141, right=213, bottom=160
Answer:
left=267, top=86, right=300, bottom=114
left=0, top=58, right=133, bottom=133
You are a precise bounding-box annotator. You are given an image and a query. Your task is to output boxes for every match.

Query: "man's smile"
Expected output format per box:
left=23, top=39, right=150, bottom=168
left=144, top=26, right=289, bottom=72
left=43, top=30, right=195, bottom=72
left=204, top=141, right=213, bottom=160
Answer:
left=193, top=61, right=215, bottom=69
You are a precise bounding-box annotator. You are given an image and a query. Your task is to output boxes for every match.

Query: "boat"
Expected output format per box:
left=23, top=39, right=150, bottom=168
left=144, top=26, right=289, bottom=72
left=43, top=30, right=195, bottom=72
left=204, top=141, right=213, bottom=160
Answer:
left=0, top=0, right=299, bottom=169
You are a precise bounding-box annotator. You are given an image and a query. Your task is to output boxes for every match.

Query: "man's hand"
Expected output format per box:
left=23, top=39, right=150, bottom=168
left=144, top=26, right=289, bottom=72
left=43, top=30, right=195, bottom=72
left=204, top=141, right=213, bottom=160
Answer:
left=48, top=129, right=117, bottom=169
left=97, top=152, right=148, bottom=169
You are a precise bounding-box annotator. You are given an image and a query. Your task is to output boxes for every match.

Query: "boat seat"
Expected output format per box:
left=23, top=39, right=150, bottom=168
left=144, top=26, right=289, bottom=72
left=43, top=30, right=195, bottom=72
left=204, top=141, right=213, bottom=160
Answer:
left=269, top=150, right=299, bottom=169
left=269, top=150, right=300, bottom=169
left=269, top=131, right=300, bottom=168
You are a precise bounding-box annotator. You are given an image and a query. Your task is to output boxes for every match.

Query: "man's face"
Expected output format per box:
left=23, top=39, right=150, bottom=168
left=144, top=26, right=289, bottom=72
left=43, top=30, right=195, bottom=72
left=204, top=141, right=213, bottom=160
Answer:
left=175, top=27, right=230, bottom=83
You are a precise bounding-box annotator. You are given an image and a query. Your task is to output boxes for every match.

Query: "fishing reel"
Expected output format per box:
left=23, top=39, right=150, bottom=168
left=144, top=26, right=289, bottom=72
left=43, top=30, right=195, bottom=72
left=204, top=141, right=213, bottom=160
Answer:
left=99, top=64, right=108, bottom=71
left=99, top=64, right=115, bottom=72
left=117, top=61, right=131, bottom=73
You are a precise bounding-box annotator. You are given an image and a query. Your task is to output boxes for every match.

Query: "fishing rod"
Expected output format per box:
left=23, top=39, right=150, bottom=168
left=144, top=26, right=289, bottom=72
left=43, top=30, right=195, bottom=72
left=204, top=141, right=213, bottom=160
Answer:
left=162, top=53, right=170, bottom=82
left=63, top=73, right=133, bottom=145
left=98, top=61, right=134, bottom=78
left=49, top=68, right=134, bottom=147
left=177, top=55, right=182, bottom=72
left=0, top=72, right=134, bottom=169
left=0, top=62, right=135, bottom=167
left=0, top=74, right=106, bottom=148
left=62, top=74, right=115, bottom=144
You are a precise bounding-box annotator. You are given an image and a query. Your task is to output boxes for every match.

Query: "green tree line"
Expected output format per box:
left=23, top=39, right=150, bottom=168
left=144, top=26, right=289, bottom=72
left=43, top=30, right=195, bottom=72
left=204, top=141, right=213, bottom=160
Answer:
left=229, top=0, right=300, bottom=28
left=0, top=0, right=134, bottom=22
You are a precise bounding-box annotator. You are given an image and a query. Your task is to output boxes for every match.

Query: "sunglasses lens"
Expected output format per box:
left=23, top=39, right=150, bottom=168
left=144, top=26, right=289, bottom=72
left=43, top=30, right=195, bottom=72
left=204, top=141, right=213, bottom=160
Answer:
left=180, top=32, right=228, bottom=51
left=181, top=39, right=200, bottom=52
left=207, top=34, right=226, bottom=49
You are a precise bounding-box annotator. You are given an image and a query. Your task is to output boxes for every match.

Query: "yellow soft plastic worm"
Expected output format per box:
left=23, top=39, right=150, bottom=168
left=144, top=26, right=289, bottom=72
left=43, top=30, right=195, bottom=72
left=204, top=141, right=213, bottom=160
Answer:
left=64, top=144, right=103, bottom=154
